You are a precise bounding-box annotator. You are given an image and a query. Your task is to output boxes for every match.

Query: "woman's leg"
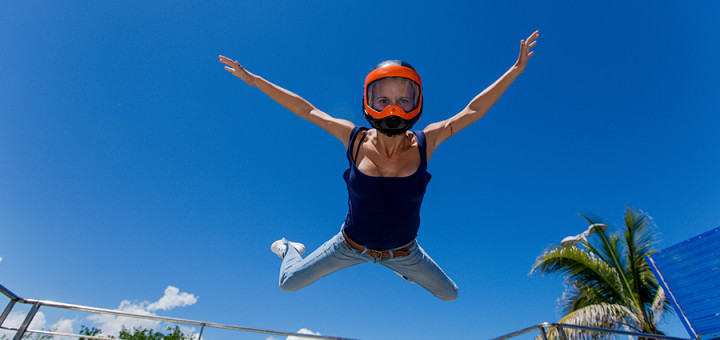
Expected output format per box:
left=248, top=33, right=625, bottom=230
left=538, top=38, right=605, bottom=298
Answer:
left=381, top=242, right=459, bottom=301
left=279, top=232, right=366, bottom=292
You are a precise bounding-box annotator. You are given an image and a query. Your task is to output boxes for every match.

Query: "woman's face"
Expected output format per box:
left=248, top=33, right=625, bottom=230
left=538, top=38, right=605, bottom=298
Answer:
left=369, top=77, right=418, bottom=113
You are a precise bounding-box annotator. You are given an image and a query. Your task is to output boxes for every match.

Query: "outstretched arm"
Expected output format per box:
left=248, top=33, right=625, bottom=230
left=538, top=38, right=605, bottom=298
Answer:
left=424, top=30, right=538, bottom=157
left=219, top=56, right=355, bottom=148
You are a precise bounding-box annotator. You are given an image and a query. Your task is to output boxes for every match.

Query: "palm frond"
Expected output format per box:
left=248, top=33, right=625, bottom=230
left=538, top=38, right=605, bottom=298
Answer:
left=650, top=286, right=671, bottom=326
left=560, top=303, right=641, bottom=331
left=559, top=280, right=613, bottom=315
left=622, top=207, right=667, bottom=329
left=538, top=303, right=641, bottom=340
left=531, top=246, right=624, bottom=302
left=624, top=208, right=659, bottom=260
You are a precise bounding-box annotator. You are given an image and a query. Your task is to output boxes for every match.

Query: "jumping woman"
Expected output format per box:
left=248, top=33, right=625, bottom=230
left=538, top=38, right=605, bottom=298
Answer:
left=219, top=30, right=538, bottom=301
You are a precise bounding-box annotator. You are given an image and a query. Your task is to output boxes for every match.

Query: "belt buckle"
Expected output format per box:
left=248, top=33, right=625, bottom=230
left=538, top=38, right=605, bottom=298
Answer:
left=366, top=249, right=383, bottom=258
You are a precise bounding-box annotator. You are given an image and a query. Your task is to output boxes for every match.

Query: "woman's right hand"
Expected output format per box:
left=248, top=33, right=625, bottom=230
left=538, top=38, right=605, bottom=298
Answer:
left=219, top=55, right=258, bottom=86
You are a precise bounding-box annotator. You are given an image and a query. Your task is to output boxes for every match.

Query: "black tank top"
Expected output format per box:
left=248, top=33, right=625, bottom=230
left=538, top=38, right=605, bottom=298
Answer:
left=342, top=127, right=432, bottom=250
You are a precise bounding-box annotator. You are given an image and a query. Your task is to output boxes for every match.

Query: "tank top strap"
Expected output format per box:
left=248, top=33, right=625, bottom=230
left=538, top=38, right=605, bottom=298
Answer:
left=414, top=130, right=428, bottom=165
left=346, top=127, right=369, bottom=163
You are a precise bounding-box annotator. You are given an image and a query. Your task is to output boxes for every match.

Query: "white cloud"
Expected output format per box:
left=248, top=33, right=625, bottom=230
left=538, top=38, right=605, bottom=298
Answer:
left=287, top=328, right=322, bottom=340
left=50, top=318, right=77, bottom=340
left=87, top=300, right=161, bottom=337
left=51, top=318, right=75, bottom=334
left=265, top=328, right=322, bottom=340
left=177, top=325, right=201, bottom=340
left=147, top=286, right=198, bottom=311
left=0, top=311, right=47, bottom=338
left=86, top=286, right=198, bottom=337
left=0, top=312, right=77, bottom=340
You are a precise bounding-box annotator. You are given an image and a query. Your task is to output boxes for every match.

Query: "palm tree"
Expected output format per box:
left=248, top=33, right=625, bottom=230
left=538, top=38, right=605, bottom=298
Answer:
left=530, top=207, right=672, bottom=339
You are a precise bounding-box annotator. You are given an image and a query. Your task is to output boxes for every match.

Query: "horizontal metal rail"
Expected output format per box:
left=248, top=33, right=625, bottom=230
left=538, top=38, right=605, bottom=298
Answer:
left=1, top=283, right=355, bottom=340
left=2, top=283, right=696, bottom=340
left=491, top=322, right=693, bottom=340
left=0, top=326, right=117, bottom=340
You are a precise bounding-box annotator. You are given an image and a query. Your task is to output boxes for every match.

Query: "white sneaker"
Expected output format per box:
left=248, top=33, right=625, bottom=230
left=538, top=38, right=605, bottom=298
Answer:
left=270, top=239, right=306, bottom=259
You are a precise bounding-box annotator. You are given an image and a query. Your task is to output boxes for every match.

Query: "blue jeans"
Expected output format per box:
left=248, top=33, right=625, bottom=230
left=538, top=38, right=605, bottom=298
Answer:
left=278, top=231, right=458, bottom=301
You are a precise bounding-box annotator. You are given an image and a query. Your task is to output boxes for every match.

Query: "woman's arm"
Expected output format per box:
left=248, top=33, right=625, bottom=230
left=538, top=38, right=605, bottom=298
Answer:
left=424, top=30, right=538, bottom=157
left=219, top=56, right=355, bottom=148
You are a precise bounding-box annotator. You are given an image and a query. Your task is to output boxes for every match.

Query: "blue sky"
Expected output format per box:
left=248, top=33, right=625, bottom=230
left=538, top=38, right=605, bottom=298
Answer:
left=2, top=1, right=719, bottom=339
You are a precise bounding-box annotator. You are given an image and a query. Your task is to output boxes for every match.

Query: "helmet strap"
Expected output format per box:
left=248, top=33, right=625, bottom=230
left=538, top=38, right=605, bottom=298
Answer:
left=377, top=128, right=406, bottom=137
left=378, top=129, right=394, bottom=137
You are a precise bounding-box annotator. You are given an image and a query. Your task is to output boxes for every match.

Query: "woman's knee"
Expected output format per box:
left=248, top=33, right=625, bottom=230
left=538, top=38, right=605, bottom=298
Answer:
left=279, top=274, right=305, bottom=292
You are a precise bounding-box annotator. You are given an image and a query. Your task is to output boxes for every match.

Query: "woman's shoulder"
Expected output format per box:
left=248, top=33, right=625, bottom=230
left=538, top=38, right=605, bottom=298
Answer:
left=348, top=127, right=371, bottom=158
left=411, top=130, right=426, bottom=146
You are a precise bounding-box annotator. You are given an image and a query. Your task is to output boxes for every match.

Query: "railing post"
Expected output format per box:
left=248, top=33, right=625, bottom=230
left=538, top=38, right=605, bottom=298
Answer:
left=197, top=324, right=205, bottom=340
left=13, top=302, right=40, bottom=340
left=539, top=326, right=549, bottom=340
left=1, top=300, right=17, bottom=326
left=556, top=324, right=568, bottom=340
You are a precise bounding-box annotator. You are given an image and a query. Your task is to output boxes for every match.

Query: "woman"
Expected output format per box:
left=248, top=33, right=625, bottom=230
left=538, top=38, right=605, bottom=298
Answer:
left=219, top=30, right=538, bottom=301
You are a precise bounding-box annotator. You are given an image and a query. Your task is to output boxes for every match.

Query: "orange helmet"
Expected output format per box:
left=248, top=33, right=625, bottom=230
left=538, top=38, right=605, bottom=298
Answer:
left=363, top=60, right=423, bottom=136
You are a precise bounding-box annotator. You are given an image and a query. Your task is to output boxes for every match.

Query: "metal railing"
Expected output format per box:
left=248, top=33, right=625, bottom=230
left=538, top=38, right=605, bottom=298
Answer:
left=2, top=283, right=695, bottom=340
left=1, top=284, right=354, bottom=340
left=491, top=322, right=693, bottom=340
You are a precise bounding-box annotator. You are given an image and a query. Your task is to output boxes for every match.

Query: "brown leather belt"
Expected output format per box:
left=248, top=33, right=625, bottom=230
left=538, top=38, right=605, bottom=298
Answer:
left=342, top=231, right=415, bottom=259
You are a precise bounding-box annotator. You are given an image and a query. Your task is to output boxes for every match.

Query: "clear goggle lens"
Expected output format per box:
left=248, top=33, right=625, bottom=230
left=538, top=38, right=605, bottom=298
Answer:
left=367, top=77, right=420, bottom=114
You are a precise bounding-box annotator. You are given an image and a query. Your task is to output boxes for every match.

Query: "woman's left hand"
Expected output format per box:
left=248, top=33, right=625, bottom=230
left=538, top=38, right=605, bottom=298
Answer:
left=515, top=30, right=539, bottom=73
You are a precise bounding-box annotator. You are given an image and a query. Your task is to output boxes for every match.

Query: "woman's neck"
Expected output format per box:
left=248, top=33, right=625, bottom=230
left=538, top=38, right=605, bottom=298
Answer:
left=372, top=129, right=412, bottom=158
